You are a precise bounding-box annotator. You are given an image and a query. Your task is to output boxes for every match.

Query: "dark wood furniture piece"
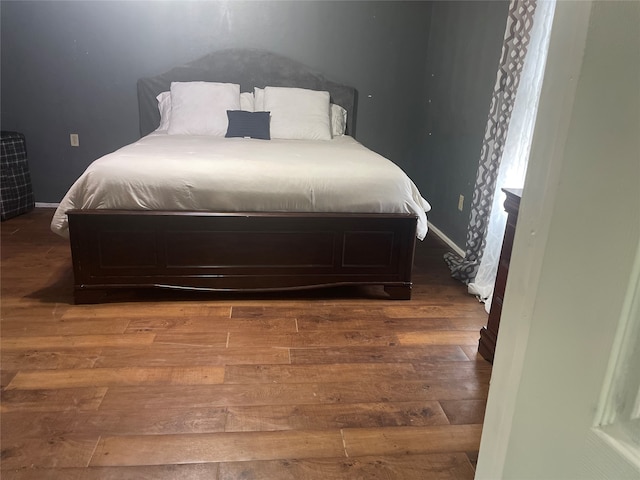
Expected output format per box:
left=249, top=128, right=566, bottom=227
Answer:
left=478, top=188, right=522, bottom=363
left=65, top=49, right=421, bottom=304
left=68, top=210, right=417, bottom=304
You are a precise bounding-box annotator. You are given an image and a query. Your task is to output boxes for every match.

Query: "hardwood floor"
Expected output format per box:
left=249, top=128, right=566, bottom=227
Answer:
left=1, top=208, right=490, bottom=479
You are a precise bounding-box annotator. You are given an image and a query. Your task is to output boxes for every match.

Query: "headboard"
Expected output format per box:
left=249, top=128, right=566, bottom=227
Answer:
left=137, top=49, right=357, bottom=138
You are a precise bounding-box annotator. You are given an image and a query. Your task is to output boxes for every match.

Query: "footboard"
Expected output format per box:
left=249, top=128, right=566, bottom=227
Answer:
left=67, top=210, right=417, bottom=303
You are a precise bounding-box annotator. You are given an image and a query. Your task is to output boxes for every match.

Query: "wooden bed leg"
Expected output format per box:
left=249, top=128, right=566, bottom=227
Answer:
left=384, top=285, right=412, bottom=300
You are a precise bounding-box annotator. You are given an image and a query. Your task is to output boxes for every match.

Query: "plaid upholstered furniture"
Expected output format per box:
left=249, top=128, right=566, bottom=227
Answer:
left=1, top=131, right=34, bottom=221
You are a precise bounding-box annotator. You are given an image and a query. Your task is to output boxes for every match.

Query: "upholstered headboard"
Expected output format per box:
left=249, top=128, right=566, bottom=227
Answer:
left=137, top=49, right=357, bottom=138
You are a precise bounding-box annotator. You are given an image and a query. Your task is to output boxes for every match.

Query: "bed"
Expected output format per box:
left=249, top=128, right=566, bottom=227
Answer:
left=51, top=49, right=431, bottom=304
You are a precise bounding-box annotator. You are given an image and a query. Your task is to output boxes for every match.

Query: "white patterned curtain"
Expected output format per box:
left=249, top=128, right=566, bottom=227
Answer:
left=445, top=0, right=555, bottom=310
left=469, top=0, right=556, bottom=311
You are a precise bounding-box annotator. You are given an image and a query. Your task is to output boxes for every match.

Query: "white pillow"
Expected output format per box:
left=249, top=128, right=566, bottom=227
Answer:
left=240, top=92, right=255, bottom=112
left=168, top=81, right=240, bottom=136
left=254, top=87, right=265, bottom=111
left=330, top=104, right=347, bottom=137
left=156, top=90, right=252, bottom=128
left=156, top=91, right=172, bottom=131
left=264, top=86, right=331, bottom=140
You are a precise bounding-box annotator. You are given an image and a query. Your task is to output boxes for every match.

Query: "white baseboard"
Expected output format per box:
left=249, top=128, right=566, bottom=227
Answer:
left=35, top=202, right=60, bottom=208
left=428, top=222, right=466, bottom=258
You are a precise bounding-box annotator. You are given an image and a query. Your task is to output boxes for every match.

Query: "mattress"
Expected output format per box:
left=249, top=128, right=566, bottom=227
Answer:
left=51, top=133, right=431, bottom=239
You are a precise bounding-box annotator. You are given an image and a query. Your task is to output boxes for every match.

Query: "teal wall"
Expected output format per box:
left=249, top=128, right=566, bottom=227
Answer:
left=411, top=1, right=509, bottom=248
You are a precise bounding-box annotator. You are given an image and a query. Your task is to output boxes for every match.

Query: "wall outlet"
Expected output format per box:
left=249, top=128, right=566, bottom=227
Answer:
left=458, top=194, right=464, bottom=211
left=70, top=133, right=79, bottom=147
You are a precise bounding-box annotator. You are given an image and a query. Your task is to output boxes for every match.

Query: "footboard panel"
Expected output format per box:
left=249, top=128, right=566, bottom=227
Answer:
left=67, top=210, right=417, bottom=303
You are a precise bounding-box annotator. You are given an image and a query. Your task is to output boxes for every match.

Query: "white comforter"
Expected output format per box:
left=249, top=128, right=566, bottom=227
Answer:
left=51, top=133, right=431, bottom=239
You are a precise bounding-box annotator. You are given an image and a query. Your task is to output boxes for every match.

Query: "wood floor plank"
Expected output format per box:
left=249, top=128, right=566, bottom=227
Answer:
left=449, top=316, right=488, bottom=331
left=412, top=362, right=492, bottom=385
left=152, top=332, right=228, bottom=347
left=460, top=345, right=483, bottom=361
left=1, top=387, right=107, bottom=413
left=218, top=453, right=475, bottom=480
left=1, top=348, right=102, bottom=371
left=0, top=411, right=76, bottom=439
left=74, top=408, right=227, bottom=436
left=93, top=345, right=290, bottom=368
left=97, top=381, right=488, bottom=411
left=224, top=363, right=417, bottom=384
left=290, top=345, right=469, bottom=364
left=224, top=361, right=490, bottom=385
left=228, top=330, right=398, bottom=348
left=2, top=268, right=63, bottom=283
left=0, top=436, right=99, bottom=470
left=225, top=401, right=449, bottom=432
left=90, top=430, right=346, bottom=466
left=1, top=304, right=70, bottom=321
left=439, top=399, right=488, bottom=425
left=61, top=304, right=231, bottom=320
left=125, top=317, right=297, bottom=334
left=231, top=301, right=384, bottom=318
left=396, top=331, right=481, bottom=346
left=2, top=407, right=227, bottom=438
left=1, top=369, right=17, bottom=389
left=409, top=359, right=491, bottom=373
left=6, top=366, right=225, bottom=390
left=0, top=318, right=131, bottom=337
left=296, top=316, right=454, bottom=332
left=1, top=464, right=220, bottom=480
left=383, top=305, right=486, bottom=318
left=1, top=333, right=155, bottom=350
left=230, top=306, right=317, bottom=318
left=342, top=424, right=483, bottom=457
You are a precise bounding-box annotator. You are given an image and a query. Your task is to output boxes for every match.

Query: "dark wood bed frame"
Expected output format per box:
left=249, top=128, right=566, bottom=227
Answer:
left=66, top=49, right=420, bottom=303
